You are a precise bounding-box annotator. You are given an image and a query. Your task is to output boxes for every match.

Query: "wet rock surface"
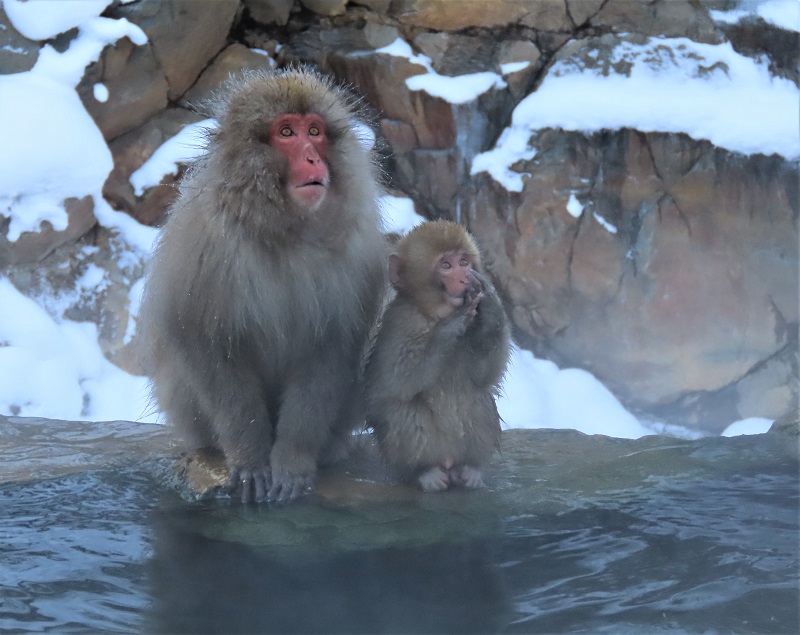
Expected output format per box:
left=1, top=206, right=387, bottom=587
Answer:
left=1, top=415, right=797, bottom=633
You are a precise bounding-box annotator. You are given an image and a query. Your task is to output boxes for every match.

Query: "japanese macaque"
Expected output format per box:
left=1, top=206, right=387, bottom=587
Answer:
left=364, top=221, right=511, bottom=492
left=138, top=68, right=387, bottom=503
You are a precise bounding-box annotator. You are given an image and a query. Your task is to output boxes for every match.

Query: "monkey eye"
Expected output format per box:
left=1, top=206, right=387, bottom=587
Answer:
left=280, top=125, right=293, bottom=137
left=460, top=258, right=469, bottom=267
left=308, top=125, right=320, bottom=136
left=440, top=260, right=452, bottom=270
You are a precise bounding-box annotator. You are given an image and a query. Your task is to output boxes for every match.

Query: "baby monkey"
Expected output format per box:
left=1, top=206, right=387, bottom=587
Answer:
left=365, top=221, right=511, bottom=491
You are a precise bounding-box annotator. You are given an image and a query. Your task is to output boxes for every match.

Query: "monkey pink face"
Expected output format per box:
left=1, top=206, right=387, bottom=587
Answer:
left=437, top=250, right=474, bottom=307
left=270, top=113, right=330, bottom=209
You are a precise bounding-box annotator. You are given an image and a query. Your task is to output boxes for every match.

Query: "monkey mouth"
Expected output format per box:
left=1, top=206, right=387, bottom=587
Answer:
left=291, top=180, right=329, bottom=207
left=297, top=178, right=328, bottom=189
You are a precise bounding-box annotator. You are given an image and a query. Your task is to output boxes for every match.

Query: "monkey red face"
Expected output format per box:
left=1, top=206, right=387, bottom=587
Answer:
left=437, top=250, right=474, bottom=307
left=269, top=113, right=329, bottom=209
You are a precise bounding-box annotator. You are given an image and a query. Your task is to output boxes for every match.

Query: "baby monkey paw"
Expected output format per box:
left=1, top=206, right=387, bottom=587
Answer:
left=449, top=464, right=485, bottom=489
left=417, top=465, right=451, bottom=492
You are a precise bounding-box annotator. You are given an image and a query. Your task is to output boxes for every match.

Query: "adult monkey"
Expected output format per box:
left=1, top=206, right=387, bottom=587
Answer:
left=139, top=68, right=387, bottom=503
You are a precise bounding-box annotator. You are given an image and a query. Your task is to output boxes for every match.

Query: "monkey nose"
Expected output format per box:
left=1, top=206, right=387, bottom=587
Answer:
left=304, top=144, right=322, bottom=164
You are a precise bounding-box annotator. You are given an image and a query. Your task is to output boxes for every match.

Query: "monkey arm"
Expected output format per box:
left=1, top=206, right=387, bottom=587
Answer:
left=461, top=273, right=511, bottom=387
left=151, top=330, right=275, bottom=503
left=366, top=302, right=470, bottom=402
left=269, top=344, right=362, bottom=501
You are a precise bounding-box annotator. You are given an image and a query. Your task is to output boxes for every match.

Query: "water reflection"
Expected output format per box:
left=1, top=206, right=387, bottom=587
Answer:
left=146, top=506, right=509, bottom=633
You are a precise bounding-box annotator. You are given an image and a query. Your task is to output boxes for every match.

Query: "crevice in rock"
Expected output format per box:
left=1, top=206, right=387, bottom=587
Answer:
left=667, top=192, right=692, bottom=235
left=769, top=295, right=791, bottom=345
left=640, top=132, right=664, bottom=183
left=563, top=0, right=577, bottom=30
left=565, top=203, right=586, bottom=293
left=625, top=207, right=643, bottom=277
left=736, top=336, right=798, bottom=394
left=679, top=141, right=713, bottom=181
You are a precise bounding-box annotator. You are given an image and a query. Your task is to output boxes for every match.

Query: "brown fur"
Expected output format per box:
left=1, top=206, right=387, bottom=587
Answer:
left=365, top=221, right=510, bottom=491
left=138, top=68, right=387, bottom=502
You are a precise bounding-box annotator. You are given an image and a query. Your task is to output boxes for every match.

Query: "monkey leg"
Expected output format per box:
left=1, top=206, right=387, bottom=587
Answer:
left=151, top=361, right=215, bottom=450
left=185, top=358, right=274, bottom=504
left=268, top=352, right=360, bottom=502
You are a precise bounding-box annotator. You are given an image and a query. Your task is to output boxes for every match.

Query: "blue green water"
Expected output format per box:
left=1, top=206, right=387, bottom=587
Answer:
left=0, top=422, right=797, bottom=633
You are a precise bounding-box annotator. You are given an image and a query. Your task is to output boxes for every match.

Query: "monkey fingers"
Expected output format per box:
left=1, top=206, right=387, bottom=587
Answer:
left=466, top=268, right=485, bottom=294
left=267, top=471, right=314, bottom=503
left=450, top=465, right=485, bottom=489
left=226, top=465, right=272, bottom=503
left=465, top=273, right=483, bottom=306
left=417, top=466, right=451, bottom=492
left=459, top=290, right=482, bottom=331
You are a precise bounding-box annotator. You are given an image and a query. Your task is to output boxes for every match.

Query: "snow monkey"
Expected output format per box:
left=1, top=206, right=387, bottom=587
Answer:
left=139, top=68, right=387, bottom=503
left=365, top=221, right=511, bottom=492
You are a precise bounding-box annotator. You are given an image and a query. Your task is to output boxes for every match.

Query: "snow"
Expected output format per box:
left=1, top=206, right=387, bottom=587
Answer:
left=498, top=345, right=652, bottom=439
left=353, top=120, right=377, bottom=151
left=0, top=2, right=147, bottom=241
left=0, top=72, right=110, bottom=240
left=0, top=277, right=153, bottom=422
left=711, top=0, right=800, bottom=32
left=130, top=119, right=216, bottom=195
left=377, top=38, right=507, bottom=104
left=3, top=0, right=113, bottom=41
left=473, top=36, right=800, bottom=191
left=593, top=212, right=617, bottom=235
left=0, top=2, right=785, bottom=438
left=501, top=61, right=530, bottom=75
left=721, top=417, right=775, bottom=437
left=380, top=195, right=425, bottom=234
left=566, top=193, right=583, bottom=219
left=92, top=82, right=109, bottom=103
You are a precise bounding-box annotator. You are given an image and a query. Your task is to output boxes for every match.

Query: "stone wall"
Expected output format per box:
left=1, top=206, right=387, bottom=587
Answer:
left=1, top=0, right=797, bottom=432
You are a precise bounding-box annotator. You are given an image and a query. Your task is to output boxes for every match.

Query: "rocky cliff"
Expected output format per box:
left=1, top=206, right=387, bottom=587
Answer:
left=1, top=0, right=797, bottom=432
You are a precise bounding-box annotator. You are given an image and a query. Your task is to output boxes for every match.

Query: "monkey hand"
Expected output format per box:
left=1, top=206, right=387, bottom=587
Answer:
left=458, top=270, right=484, bottom=332
left=226, top=464, right=272, bottom=504
left=464, top=269, right=507, bottom=341
left=268, top=444, right=316, bottom=501
left=468, top=269, right=493, bottom=295
left=268, top=469, right=314, bottom=502
left=449, top=464, right=485, bottom=489
left=417, top=466, right=451, bottom=492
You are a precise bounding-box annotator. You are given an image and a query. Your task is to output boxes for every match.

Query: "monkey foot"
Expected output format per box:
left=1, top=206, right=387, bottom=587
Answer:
left=268, top=470, right=314, bottom=502
left=418, top=466, right=450, bottom=492
left=226, top=465, right=271, bottom=504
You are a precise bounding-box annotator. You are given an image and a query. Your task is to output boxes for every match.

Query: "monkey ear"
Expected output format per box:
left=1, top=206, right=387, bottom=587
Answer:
left=389, top=253, right=404, bottom=289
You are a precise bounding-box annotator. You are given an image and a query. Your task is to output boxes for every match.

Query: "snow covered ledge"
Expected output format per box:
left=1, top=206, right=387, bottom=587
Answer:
left=472, top=35, right=800, bottom=191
